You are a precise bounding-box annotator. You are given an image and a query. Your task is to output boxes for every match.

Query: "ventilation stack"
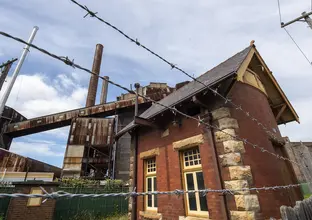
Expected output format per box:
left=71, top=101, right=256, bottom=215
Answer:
left=86, top=44, right=104, bottom=107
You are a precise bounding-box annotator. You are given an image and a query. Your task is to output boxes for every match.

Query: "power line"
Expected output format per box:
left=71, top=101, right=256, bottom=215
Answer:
left=284, top=28, right=312, bottom=65
left=0, top=30, right=303, bottom=169
left=69, top=0, right=284, bottom=145
left=277, top=0, right=312, bottom=66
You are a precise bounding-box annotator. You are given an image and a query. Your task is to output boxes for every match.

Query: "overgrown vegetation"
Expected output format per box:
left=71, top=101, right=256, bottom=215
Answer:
left=55, top=178, right=126, bottom=188
left=70, top=211, right=127, bottom=220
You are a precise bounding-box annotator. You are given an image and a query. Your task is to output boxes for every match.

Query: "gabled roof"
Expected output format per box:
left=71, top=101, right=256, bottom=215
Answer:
left=116, top=45, right=252, bottom=138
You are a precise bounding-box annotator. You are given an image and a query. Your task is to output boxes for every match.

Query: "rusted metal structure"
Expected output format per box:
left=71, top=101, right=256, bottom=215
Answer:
left=62, top=117, right=115, bottom=179
left=0, top=58, right=18, bottom=91
left=0, top=43, right=181, bottom=181
left=100, top=76, right=109, bottom=104
left=0, top=148, right=61, bottom=177
left=5, top=98, right=144, bottom=138
left=0, top=106, right=26, bottom=150
left=2, top=82, right=179, bottom=180
left=86, top=44, right=103, bottom=107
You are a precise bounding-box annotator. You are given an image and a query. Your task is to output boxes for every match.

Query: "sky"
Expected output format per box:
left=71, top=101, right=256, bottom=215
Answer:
left=0, top=0, right=312, bottom=167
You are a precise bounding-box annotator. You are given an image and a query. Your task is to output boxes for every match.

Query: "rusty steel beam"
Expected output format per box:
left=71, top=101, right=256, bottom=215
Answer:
left=5, top=98, right=146, bottom=138
left=0, top=62, right=13, bottom=91
left=86, top=44, right=104, bottom=107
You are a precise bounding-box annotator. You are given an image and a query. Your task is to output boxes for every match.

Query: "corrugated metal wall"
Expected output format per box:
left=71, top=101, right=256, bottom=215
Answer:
left=62, top=117, right=115, bottom=179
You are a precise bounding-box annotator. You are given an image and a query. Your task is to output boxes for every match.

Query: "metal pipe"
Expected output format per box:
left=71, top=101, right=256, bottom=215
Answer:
left=0, top=27, right=39, bottom=115
left=112, top=115, right=118, bottom=179
left=281, top=11, right=312, bottom=28
left=131, top=83, right=140, bottom=220
left=100, top=76, right=109, bottom=104
left=134, top=83, right=140, bottom=117
left=86, top=44, right=104, bottom=107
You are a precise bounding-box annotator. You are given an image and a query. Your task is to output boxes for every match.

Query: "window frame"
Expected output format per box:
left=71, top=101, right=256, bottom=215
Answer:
left=145, top=157, right=157, bottom=212
left=181, top=147, right=209, bottom=217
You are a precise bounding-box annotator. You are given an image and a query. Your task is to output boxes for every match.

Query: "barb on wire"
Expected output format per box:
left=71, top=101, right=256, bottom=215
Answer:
left=69, top=0, right=285, bottom=145
left=0, top=58, right=18, bottom=69
left=0, top=30, right=303, bottom=169
left=0, top=181, right=311, bottom=199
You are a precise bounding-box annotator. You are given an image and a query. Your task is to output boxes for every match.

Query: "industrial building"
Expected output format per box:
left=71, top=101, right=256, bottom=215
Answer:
left=0, top=44, right=183, bottom=181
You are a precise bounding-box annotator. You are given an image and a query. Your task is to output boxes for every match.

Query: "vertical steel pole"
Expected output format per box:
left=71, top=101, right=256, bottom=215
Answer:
left=131, top=83, right=140, bottom=220
left=0, top=26, right=39, bottom=115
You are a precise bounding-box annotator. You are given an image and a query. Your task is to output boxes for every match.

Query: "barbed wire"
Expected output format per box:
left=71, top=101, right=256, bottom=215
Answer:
left=0, top=58, right=18, bottom=69
left=69, top=0, right=285, bottom=145
left=0, top=30, right=302, bottom=169
left=0, top=181, right=311, bottom=199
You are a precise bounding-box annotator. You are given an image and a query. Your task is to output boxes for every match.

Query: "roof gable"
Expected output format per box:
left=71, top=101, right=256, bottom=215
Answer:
left=139, top=45, right=252, bottom=120
left=236, top=46, right=299, bottom=124
left=116, top=45, right=252, bottom=137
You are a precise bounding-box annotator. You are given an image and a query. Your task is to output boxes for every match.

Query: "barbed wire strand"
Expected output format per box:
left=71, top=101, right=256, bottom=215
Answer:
left=0, top=181, right=311, bottom=199
left=69, top=0, right=284, bottom=145
left=0, top=30, right=303, bottom=169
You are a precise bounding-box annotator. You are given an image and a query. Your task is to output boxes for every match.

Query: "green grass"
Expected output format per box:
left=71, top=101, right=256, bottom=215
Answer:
left=304, top=194, right=311, bottom=199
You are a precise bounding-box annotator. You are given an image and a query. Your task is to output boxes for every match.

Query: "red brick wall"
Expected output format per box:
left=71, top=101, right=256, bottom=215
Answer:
left=228, top=82, right=302, bottom=219
left=136, top=117, right=227, bottom=219
left=7, top=185, right=56, bottom=220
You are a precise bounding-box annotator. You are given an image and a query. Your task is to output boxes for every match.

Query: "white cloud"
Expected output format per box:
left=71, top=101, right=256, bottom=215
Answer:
left=40, top=127, right=70, bottom=142
left=10, top=141, right=63, bottom=157
left=0, top=73, right=87, bottom=118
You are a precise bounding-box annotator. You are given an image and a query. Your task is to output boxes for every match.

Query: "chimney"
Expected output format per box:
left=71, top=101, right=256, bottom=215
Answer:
left=86, top=44, right=104, bottom=107
left=100, top=76, right=109, bottom=104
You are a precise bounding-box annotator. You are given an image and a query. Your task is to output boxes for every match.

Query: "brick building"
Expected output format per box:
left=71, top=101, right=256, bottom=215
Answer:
left=117, top=42, right=303, bottom=219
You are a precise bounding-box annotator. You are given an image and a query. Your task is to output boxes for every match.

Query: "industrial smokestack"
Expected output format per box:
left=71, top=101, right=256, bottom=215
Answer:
left=100, top=76, right=109, bottom=104
left=86, top=44, right=104, bottom=107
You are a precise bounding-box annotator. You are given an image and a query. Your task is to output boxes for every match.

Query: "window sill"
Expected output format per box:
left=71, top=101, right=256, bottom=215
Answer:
left=139, top=211, right=162, bottom=219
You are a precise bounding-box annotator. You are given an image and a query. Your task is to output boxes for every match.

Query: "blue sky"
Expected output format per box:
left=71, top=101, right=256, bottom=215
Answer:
left=1, top=0, right=312, bottom=167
